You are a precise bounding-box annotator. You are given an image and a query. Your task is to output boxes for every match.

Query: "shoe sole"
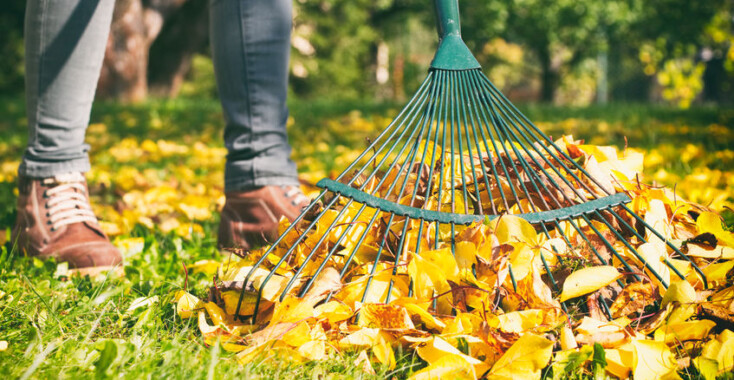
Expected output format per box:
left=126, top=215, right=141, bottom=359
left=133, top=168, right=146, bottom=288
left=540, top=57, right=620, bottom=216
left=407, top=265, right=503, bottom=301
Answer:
left=69, top=265, right=124, bottom=278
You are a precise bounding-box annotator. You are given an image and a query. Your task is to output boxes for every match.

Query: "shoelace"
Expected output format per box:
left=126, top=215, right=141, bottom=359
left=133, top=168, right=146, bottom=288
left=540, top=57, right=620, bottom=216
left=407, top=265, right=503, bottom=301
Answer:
left=43, top=172, right=99, bottom=231
left=281, top=185, right=310, bottom=207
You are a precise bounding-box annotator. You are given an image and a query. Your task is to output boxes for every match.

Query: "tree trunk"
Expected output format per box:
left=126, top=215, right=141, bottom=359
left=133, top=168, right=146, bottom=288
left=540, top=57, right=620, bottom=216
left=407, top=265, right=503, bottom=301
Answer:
left=538, top=45, right=558, bottom=103
left=97, top=0, right=148, bottom=102
left=148, top=0, right=209, bottom=97
left=96, top=0, right=188, bottom=102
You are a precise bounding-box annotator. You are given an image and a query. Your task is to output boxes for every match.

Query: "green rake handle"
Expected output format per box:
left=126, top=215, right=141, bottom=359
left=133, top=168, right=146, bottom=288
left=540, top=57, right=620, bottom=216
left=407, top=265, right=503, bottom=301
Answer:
left=431, top=0, right=481, bottom=70
left=434, top=0, right=462, bottom=37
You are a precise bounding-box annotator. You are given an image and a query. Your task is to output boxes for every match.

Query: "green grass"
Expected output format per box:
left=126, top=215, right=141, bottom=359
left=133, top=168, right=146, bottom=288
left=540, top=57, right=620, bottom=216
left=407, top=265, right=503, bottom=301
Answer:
left=0, top=97, right=732, bottom=378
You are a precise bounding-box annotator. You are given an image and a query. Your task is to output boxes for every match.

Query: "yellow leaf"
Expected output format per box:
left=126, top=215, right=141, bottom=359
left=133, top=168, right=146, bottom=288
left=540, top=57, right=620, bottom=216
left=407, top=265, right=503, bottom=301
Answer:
left=338, top=328, right=392, bottom=348
left=269, top=296, right=315, bottom=326
left=491, top=215, right=540, bottom=246
left=186, top=260, right=220, bottom=275
left=604, top=345, right=635, bottom=379
left=487, top=333, right=553, bottom=380
left=298, top=340, right=326, bottom=361
left=402, top=303, right=446, bottom=332
left=717, top=329, right=734, bottom=368
left=202, top=302, right=228, bottom=326
left=314, top=301, right=353, bottom=325
left=416, top=337, right=485, bottom=366
left=634, top=242, right=671, bottom=292
left=560, top=326, right=577, bottom=350
left=354, top=350, right=376, bottom=375
left=454, top=241, right=477, bottom=271
left=359, top=304, right=415, bottom=330
left=658, top=320, right=716, bottom=344
left=644, top=199, right=671, bottom=244
left=631, top=340, right=679, bottom=380
left=559, top=266, right=621, bottom=302
left=408, top=354, right=476, bottom=380
left=492, top=309, right=545, bottom=334
left=710, top=286, right=734, bottom=310
left=281, top=321, right=311, bottom=347
left=685, top=244, right=734, bottom=260
left=372, top=340, right=396, bottom=370
left=697, top=212, right=734, bottom=247
left=174, top=290, right=202, bottom=319
left=701, top=260, right=734, bottom=286
left=661, top=280, right=696, bottom=308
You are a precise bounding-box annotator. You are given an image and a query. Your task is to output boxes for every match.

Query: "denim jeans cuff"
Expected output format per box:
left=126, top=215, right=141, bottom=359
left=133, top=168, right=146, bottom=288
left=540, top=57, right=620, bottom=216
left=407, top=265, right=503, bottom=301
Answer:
left=224, top=174, right=300, bottom=193
left=18, top=157, right=91, bottom=178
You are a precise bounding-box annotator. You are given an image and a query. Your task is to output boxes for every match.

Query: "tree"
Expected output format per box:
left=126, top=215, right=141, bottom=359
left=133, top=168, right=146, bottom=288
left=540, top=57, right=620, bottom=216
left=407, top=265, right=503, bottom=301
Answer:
left=0, top=0, right=27, bottom=96
left=495, top=0, right=639, bottom=102
left=96, top=0, right=206, bottom=102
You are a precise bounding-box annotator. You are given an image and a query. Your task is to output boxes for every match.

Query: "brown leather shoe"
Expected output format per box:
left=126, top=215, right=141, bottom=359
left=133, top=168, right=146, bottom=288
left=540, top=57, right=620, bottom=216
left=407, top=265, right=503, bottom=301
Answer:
left=11, top=173, right=123, bottom=277
left=217, top=185, right=310, bottom=250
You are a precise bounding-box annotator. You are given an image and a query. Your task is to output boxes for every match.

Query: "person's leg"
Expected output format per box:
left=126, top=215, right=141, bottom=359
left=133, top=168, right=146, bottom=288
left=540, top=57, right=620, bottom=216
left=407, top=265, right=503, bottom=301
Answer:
left=210, top=0, right=308, bottom=250
left=21, top=0, right=115, bottom=177
left=210, top=0, right=299, bottom=192
left=13, top=0, right=121, bottom=275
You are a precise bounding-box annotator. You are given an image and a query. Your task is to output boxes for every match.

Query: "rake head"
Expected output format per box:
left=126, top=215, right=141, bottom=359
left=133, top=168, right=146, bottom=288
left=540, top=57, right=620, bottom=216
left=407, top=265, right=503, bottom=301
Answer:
left=225, top=0, right=708, bottom=323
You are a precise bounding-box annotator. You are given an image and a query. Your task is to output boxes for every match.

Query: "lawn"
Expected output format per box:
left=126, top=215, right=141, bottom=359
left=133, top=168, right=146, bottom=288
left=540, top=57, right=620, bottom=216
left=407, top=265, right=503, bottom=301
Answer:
left=0, top=97, right=732, bottom=378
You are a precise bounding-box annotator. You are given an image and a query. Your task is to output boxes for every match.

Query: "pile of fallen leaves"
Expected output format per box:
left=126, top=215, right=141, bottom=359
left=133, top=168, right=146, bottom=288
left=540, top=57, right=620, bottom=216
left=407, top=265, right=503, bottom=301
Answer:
left=175, top=136, right=733, bottom=379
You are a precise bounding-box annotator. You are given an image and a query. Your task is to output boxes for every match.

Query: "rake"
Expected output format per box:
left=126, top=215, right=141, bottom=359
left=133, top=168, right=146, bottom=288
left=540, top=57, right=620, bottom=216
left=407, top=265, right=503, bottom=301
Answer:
left=229, top=0, right=707, bottom=322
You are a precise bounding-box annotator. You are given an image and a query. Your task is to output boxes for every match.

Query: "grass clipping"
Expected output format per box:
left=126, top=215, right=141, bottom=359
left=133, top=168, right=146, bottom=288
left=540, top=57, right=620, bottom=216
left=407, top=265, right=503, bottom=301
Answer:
left=177, top=136, right=734, bottom=380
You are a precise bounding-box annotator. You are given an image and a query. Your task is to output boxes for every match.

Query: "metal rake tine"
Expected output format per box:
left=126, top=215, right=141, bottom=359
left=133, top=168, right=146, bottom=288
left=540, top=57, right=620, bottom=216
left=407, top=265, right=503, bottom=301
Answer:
left=346, top=75, right=437, bottom=187
left=481, top=91, right=544, bottom=213
left=463, top=72, right=511, bottom=213
left=472, top=71, right=593, bottom=207
left=475, top=87, right=565, bottom=212
left=618, top=204, right=708, bottom=288
left=338, top=73, right=435, bottom=184
left=385, top=215, right=415, bottom=304
left=359, top=212, right=398, bottom=306
left=280, top=199, right=357, bottom=300
left=249, top=194, right=342, bottom=320
left=478, top=76, right=613, bottom=196
left=456, top=71, right=488, bottom=215
left=459, top=70, right=498, bottom=215
left=590, top=209, right=672, bottom=288
left=298, top=203, right=370, bottom=298
left=450, top=73, right=473, bottom=215
left=579, top=214, right=642, bottom=283
left=470, top=71, right=587, bottom=207
left=604, top=207, right=694, bottom=284
left=478, top=83, right=537, bottom=213
left=233, top=189, right=326, bottom=319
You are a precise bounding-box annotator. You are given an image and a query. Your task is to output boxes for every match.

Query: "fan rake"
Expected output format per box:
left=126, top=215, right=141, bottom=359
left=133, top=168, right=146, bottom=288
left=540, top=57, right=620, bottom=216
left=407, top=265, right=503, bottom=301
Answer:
left=228, top=0, right=707, bottom=322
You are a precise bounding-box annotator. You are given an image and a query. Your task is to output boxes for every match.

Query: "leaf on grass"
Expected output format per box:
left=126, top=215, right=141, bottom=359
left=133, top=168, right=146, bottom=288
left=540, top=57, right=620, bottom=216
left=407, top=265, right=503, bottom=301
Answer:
left=359, top=304, right=415, bottom=330
left=609, top=282, right=657, bottom=318
left=559, top=266, right=621, bottom=302
left=657, top=320, right=716, bottom=344
left=694, top=329, right=734, bottom=379
left=302, top=267, right=342, bottom=303
left=661, top=280, right=696, bottom=308
left=486, top=333, right=553, bottom=380
left=174, top=291, right=201, bottom=319
left=408, top=354, right=476, bottom=380
left=631, top=340, right=679, bottom=380
left=697, top=212, right=734, bottom=247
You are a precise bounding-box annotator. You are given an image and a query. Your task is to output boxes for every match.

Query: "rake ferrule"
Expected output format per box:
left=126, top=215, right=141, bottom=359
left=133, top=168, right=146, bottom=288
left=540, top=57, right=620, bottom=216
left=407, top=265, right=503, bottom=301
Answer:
left=430, top=0, right=480, bottom=70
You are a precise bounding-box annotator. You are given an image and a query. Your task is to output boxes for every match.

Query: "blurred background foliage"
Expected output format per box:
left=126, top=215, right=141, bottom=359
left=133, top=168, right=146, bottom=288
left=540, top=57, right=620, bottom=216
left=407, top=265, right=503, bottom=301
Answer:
left=0, top=0, right=733, bottom=108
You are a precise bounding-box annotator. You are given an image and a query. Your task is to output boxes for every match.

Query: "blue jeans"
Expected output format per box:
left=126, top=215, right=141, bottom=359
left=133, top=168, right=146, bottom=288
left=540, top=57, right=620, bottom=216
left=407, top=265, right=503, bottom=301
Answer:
left=19, top=0, right=300, bottom=192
